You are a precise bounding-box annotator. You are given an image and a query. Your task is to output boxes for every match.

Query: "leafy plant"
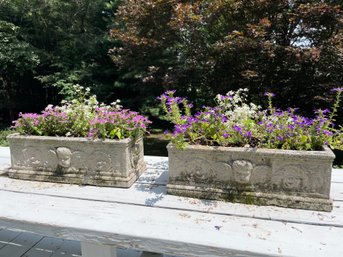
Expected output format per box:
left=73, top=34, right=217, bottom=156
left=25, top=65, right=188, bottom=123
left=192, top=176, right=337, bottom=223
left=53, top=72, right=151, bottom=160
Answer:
left=13, top=85, right=151, bottom=140
left=0, top=128, right=11, bottom=147
left=158, top=87, right=343, bottom=151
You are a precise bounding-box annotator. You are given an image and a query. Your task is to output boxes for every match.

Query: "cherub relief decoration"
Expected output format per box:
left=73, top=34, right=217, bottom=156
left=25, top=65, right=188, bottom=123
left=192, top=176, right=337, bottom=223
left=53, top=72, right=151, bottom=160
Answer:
left=49, top=147, right=85, bottom=174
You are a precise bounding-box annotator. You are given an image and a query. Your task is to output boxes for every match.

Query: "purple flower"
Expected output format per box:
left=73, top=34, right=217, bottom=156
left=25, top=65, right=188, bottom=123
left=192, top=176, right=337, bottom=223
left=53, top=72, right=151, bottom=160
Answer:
left=245, top=131, right=253, bottom=138
left=322, top=130, right=333, bottom=136
left=21, top=113, right=41, bottom=119
left=232, top=125, right=242, bottom=133
left=165, top=90, right=176, bottom=95
left=321, top=109, right=330, bottom=114
left=218, top=95, right=233, bottom=100
left=156, top=95, right=166, bottom=101
left=133, top=116, right=143, bottom=123
left=95, top=118, right=108, bottom=124
left=87, top=129, right=98, bottom=138
left=223, top=133, right=229, bottom=139
left=157, top=90, right=176, bottom=102
left=288, top=124, right=295, bottom=130
left=182, top=124, right=190, bottom=130
left=221, top=116, right=228, bottom=123
left=331, top=87, right=343, bottom=92
left=274, top=110, right=285, bottom=116
left=187, top=117, right=198, bottom=123
left=264, top=92, right=275, bottom=97
left=301, top=117, right=313, bottom=127
left=174, top=124, right=187, bottom=134
left=276, top=136, right=284, bottom=141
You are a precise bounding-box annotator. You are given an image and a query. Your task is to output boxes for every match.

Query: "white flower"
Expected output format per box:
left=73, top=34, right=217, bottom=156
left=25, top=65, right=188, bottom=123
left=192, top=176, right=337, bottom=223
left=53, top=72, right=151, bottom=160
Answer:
left=217, top=88, right=261, bottom=126
left=45, top=104, right=54, bottom=110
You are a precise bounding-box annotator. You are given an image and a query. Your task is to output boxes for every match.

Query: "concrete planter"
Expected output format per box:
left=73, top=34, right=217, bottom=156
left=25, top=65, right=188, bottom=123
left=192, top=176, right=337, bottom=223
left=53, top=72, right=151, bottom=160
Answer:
left=7, top=134, right=146, bottom=187
left=167, top=143, right=335, bottom=211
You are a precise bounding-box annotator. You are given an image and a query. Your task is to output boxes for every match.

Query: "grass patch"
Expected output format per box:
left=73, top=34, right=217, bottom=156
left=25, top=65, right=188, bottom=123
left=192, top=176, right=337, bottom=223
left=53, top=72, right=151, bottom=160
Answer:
left=0, top=128, right=12, bottom=147
left=144, top=133, right=169, bottom=157
left=333, top=149, right=343, bottom=168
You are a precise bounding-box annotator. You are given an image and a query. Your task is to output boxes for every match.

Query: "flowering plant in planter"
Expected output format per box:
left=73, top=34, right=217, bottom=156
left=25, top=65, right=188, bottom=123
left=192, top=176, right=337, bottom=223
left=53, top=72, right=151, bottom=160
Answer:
left=13, top=85, right=151, bottom=140
left=7, top=85, right=151, bottom=188
left=158, top=87, right=342, bottom=211
left=158, top=88, right=342, bottom=151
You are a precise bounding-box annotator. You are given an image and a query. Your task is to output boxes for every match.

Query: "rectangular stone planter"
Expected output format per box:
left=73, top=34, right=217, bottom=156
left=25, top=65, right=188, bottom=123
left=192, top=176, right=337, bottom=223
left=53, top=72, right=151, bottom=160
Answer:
left=167, top=143, right=335, bottom=211
left=7, top=134, right=146, bottom=187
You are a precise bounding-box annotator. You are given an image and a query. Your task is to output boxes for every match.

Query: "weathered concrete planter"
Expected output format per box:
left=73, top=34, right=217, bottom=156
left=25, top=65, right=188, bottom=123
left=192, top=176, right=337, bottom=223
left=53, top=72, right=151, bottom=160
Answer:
left=7, top=134, right=146, bottom=187
left=167, top=143, right=335, bottom=211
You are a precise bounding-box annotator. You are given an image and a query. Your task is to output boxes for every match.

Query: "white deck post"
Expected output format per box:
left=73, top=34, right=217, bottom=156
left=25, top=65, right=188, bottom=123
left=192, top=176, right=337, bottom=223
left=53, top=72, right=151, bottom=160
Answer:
left=81, top=242, right=117, bottom=257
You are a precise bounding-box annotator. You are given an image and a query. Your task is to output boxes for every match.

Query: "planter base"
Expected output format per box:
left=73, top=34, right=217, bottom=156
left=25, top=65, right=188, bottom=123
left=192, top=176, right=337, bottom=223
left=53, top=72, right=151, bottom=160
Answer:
left=167, top=143, right=335, bottom=212
left=8, top=162, right=146, bottom=188
left=167, top=184, right=333, bottom=212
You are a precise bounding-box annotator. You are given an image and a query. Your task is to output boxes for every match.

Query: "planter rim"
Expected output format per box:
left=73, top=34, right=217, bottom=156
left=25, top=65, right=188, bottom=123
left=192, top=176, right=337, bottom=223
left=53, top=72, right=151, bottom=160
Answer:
left=7, top=133, right=138, bottom=146
left=167, top=142, right=335, bottom=160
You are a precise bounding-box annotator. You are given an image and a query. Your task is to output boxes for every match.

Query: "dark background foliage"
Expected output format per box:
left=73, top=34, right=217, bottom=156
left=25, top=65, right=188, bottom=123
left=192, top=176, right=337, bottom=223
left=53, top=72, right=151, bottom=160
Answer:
left=0, top=0, right=342, bottom=128
left=0, top=0, right=121, bottom=123
left=111, top=0, right=343, bottom=123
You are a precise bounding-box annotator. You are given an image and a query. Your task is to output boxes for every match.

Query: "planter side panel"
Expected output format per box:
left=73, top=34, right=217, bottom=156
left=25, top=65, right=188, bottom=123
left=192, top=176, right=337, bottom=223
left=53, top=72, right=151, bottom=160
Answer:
left=167, top=144, right=334, bottom=211
left=7, top=135, right=146, bottom=188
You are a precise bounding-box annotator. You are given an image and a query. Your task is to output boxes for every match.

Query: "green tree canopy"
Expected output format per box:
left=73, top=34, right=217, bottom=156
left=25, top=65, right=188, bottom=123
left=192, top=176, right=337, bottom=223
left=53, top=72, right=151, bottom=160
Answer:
left=0, top=20, right=39, bottom=120
left=0, top=0, right=120, bottom=123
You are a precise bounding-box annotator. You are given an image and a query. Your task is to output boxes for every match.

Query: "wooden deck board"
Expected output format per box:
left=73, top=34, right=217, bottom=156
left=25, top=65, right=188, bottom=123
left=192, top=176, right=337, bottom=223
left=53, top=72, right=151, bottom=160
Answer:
left=0, top=229, right=82, bottom=257
left=0, top=167, right=342, bottom=227
left=0, top=231, right=43, bottom=257
left=0, top=229, right=180, bottom=257
left=48, top=239, right=81, bottom=257
left=22, top=236, right=66, bottom=257
left=1, top=188, right=343, bottom=257
left=0, top=229, right=151, bottom=257
left=0, top=229, right=21, bottom=250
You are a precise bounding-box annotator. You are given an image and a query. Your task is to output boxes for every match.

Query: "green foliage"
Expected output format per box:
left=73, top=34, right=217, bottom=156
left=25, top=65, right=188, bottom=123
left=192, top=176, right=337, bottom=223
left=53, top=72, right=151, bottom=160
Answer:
left=0, top=21, right=39, bottom=74
left=0, top=0, right=123, bottom=123
left=0, top=20, right=40, bottom=120
left=0, top=128, right=11, bottom=147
